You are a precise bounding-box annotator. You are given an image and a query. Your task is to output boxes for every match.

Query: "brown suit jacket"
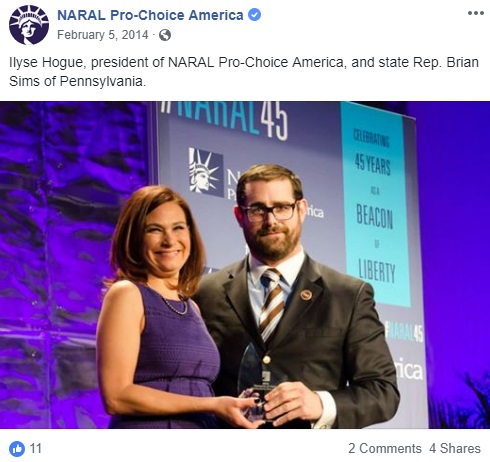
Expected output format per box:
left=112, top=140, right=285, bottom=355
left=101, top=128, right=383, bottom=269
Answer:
left=194, top=254, right=400, bottom=428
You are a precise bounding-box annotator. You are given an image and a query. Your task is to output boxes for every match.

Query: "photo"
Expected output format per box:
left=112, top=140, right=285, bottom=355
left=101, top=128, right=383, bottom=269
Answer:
left=1, top=101, right=488, bottom=431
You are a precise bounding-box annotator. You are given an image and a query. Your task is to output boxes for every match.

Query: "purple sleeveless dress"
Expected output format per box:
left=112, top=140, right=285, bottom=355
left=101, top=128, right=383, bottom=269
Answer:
left=109, top=284, right=220, bottom=429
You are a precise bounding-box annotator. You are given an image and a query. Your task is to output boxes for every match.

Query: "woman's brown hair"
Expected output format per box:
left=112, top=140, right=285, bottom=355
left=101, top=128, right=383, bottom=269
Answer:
left=107, top=185, right=205, bottom=298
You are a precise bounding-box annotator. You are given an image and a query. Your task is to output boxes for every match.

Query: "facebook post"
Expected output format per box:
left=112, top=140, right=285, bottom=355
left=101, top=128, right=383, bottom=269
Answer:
left=0, top=1, right=489, bottom=461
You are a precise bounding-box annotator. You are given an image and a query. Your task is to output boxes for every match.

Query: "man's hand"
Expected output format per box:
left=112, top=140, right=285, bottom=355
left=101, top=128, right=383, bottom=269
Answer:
left=263, top=382, right=323, bottom=427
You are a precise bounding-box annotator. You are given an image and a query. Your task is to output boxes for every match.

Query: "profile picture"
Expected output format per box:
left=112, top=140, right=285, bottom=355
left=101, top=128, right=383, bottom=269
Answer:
left=9, top=5, right=49, bottom=45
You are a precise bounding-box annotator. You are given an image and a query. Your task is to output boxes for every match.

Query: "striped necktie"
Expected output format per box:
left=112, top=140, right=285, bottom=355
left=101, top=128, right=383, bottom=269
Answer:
left=259, top=268, right=285, bottom=343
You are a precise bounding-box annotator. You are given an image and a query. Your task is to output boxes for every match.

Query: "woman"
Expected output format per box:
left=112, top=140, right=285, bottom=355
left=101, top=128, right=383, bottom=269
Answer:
left=97, top=185, right=260, bottom=428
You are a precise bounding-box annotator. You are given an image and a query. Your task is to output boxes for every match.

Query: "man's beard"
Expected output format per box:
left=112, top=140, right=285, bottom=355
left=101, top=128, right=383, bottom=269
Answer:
left=245, top=224, right=300, bottom=263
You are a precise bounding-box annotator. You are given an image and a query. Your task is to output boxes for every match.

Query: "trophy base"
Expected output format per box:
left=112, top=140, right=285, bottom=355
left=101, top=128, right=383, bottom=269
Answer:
left=242, top=383, right=275, bottom=422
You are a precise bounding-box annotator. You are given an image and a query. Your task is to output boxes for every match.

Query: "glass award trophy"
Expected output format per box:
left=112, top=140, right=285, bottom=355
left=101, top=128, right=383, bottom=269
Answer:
left=237, top=343, right=288, bottom=422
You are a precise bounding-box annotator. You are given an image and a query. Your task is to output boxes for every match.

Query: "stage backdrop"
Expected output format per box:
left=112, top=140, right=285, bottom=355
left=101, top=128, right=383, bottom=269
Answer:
left=150, top=101, right=427, bottom=428
left=0, top=102, right=148, bottom=428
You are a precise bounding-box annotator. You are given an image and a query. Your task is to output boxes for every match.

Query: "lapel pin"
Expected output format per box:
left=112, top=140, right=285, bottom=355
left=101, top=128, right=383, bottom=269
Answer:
left=300, top=290, right=312, bottom=301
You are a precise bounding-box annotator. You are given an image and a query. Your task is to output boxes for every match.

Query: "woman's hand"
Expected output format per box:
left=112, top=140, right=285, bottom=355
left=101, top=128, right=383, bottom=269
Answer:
left=214, top=396, right=265, bottom=429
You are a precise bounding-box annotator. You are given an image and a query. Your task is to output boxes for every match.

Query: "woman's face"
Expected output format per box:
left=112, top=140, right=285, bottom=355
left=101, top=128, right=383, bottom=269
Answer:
left=143, top=202, right=191, bottom=279
left=195, top=171, right=210, bottom=190
left=21, top=20, right=36, bottom=38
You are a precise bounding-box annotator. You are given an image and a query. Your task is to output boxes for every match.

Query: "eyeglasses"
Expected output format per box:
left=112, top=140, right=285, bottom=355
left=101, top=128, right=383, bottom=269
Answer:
left=241, top=203, right=297, bottom=223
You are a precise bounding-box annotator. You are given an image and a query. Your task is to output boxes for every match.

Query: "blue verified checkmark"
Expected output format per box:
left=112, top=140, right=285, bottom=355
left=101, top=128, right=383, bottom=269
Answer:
left=248, top=8, right=261, bottom=21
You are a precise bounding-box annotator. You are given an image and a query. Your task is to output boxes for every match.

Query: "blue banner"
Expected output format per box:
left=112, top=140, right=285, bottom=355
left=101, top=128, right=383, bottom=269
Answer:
left=341, top=102, right=411, bottom=307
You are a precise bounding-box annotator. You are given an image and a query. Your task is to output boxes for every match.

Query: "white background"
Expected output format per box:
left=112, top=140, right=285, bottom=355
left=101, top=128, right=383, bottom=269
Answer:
left=1, top=0, right=488, bottom=100
left=1, top=429, right=489, bottom=460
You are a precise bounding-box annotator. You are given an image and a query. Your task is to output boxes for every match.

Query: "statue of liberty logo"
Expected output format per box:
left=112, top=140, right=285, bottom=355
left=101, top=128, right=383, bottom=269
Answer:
left=10, top=5, right=49, bottom=45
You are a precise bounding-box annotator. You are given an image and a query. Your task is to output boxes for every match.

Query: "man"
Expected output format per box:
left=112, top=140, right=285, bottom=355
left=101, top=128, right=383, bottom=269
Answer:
left=195, top=164, right=399, bottom=428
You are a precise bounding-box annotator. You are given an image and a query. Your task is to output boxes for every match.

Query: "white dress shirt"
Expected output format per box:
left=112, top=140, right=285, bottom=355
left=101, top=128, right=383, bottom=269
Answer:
left=247, top=249, right=337, bottom=429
